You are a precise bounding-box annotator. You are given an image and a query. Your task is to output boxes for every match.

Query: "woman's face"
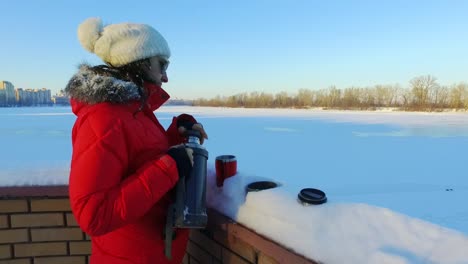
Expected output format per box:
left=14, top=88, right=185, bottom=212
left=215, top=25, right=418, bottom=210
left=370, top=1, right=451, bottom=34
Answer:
left=144, top=56, right=169, bottom=85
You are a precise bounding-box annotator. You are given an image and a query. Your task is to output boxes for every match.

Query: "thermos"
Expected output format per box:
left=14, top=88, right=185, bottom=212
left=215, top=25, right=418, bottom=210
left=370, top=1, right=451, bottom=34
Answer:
left=165, top=129, right=208, bottom=259
left=174, top=129, right=209, bottom=228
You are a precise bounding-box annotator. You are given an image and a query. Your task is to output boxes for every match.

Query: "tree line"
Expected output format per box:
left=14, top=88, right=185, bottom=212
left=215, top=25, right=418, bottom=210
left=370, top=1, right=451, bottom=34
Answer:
left=193, top=75, right=468, bottom=111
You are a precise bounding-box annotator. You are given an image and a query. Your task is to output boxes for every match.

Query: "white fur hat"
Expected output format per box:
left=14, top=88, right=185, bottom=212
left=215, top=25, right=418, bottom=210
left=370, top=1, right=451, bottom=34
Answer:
left=77, top=17, right=171, bottom=67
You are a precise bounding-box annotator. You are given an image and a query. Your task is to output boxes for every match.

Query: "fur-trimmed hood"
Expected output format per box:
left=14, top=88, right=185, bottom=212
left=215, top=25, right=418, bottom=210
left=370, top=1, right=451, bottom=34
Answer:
left=65, top=64, right=141, bottom=104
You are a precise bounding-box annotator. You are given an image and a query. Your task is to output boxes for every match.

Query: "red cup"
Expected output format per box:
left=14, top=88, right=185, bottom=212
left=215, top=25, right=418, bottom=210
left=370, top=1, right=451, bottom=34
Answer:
left=215, top=155, right=237, bottom=187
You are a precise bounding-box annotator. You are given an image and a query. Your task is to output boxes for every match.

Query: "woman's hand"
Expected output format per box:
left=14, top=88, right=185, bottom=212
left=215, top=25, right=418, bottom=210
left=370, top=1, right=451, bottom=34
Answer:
left=178, top=123, right=208, bottom=144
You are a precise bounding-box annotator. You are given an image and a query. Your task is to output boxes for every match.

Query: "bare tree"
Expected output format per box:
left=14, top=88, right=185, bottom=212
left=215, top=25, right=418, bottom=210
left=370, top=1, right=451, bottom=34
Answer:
left=429, top=85, right=449, bottom=110
left=374, top=85, right=398, bottom=107
left=273, top=91, right=291, bottom=107
left=342, top=87, right=360, bottom=109
left=448, top=83, right=468, bottom=109
left=193, top=76, right=468, bottom=111
left=409, top=75, right=439, bottom=109
left=295, top=89, right=314, bottom=108
left=327, top=86, right=341, bottom=108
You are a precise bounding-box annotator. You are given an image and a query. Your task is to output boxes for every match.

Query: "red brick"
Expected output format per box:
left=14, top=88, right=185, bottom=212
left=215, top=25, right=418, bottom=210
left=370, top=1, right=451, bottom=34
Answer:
left=189, top=256, right=200, bottom=264
left=0, top=245, right=11, bottom=259
left=258, top=252, right=279, bottom=264
left=0, top=216, right=8, bottom=229
left=69, top=241, right=91, bottom=255
left=0, top=200, right=28, bottom=213
left=0, top=229, right=28, bottom=244
left=190, top=230, right=222, bottom=260
left=66, top=213, right=78, bottom=227
left=14, top=242, right=66, bottom=257
left=30, top=199, right=70, bottom=212
left=34, top=256, right=86, bottom=264
left=0, top=186, right=68, bottom=197
left=214, top=230, right=256, bottom=263
left=187, top=241, right=213, bottom=264
left=208, top=211, right=318, bottom=264
left=11, top=213, right=63, bottom=228
left=31, top=228, right=83, bottom=242
left=222, top=248, right=251, bottom=264
left=0, top=259, right=31, bottom=264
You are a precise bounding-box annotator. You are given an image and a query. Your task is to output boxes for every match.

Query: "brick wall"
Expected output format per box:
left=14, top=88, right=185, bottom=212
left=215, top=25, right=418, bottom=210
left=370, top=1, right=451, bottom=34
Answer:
left=186, top=209, right=319, bottom=264
left=0, top=186, right=318, bottom=264
left=0, top=189, right=90, bottom=264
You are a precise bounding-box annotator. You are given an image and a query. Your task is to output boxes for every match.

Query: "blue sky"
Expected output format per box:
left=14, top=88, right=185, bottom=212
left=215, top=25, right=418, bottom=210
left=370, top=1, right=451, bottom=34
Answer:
left=1, top=0, right=467, bottom=99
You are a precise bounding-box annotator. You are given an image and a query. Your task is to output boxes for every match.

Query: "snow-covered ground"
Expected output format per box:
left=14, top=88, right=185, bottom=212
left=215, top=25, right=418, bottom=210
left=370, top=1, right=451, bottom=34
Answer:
left=1, top=106, right=468, bottom=264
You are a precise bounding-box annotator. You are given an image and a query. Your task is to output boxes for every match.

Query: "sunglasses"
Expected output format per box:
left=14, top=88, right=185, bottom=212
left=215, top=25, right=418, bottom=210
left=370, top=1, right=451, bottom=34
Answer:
left=158, top=58, right=170, bottom=72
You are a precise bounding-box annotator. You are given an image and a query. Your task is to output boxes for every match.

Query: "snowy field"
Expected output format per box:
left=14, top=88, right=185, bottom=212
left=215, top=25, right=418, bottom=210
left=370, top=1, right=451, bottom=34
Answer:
left=1, top=106, right=468, bottom=264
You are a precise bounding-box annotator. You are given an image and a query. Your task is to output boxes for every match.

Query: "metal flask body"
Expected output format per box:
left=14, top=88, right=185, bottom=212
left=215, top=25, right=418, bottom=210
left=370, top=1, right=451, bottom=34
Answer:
left=174, top=130, right=208, bottom=228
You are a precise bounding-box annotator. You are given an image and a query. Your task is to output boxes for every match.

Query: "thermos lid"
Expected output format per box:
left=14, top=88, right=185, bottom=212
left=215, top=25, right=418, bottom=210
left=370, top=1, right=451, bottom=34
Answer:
left=246, top=181, right=278, bottom=192
left=297, top=188, right=327, bottom=205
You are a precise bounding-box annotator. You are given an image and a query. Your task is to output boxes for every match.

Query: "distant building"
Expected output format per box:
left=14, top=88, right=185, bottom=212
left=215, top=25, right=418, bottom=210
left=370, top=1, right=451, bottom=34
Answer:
left=165, top=99, right=193, bottom=106
left=37, top=88, right=53, bottom=105
left=52, top=90, right=70, bottom=106
left=15, top=88, right=24, bottom=105
left=0, top=81, right=15, bottom=106
left=0, top=81, right=67, bottom=107
left=14, top=87, right=53, bottom=106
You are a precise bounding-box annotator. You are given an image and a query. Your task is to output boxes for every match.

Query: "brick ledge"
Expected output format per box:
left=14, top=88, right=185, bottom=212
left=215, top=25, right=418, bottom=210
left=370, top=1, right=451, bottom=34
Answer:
left=207, top=208, right=319, bottom=264
left=0, top=185, right=68, bottom=198
left=0, top=185, right=319, bottom=263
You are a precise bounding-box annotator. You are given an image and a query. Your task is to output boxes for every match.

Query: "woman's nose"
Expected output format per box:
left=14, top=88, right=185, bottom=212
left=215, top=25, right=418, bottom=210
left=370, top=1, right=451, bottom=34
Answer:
left=161, top=72, right=168, bottom=83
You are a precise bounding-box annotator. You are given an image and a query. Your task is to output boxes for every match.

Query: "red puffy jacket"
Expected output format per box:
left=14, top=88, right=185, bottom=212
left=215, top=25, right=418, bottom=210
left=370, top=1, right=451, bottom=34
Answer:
left=66, top=65, right=194, bottom=264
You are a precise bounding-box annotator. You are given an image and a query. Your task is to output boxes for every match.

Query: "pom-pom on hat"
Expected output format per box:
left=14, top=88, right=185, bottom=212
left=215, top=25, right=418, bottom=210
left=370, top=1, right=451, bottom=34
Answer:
left=77, top=17, right=171, bottom=67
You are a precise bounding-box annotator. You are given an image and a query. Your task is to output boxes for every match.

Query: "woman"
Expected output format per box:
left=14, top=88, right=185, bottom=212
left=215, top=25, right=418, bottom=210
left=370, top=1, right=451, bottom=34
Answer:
left=65, top=17, right=207, bottom=264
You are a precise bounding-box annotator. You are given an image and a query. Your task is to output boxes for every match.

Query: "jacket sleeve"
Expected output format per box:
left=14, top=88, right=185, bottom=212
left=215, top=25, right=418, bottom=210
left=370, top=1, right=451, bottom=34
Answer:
left=69, top=115, right=179, bottom=237
left=166, top=113, right=198, bottom=146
